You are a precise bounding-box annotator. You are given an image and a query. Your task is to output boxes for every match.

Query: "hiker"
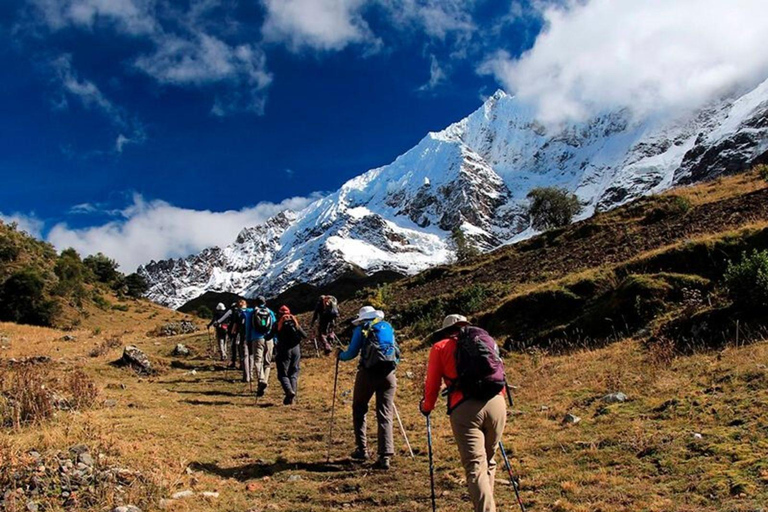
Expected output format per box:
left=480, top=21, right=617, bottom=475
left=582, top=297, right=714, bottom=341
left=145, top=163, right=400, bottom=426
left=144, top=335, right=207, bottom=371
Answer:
left=338, top=306, right=400, bottom=470
left=215, top=302, right=243, bottom=369
left=207, top=303, right=229, bottom=361
left=275, top=305, right=308, bottom=405
left=311, top=295, right=339, bottom=355
left=420, top=315, right=507, bottom=512
left=247, top=296, right=277, bottom=397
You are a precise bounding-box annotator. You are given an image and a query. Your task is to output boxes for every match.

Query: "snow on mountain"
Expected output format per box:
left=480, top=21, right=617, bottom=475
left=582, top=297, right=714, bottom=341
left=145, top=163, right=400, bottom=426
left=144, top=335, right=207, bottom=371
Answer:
left=140, top=81, right=768, bottom=308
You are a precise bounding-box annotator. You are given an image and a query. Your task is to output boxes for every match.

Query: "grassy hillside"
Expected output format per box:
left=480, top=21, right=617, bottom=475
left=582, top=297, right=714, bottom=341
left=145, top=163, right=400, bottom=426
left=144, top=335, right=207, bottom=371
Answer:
left=2, top=169, right=768, bottom=512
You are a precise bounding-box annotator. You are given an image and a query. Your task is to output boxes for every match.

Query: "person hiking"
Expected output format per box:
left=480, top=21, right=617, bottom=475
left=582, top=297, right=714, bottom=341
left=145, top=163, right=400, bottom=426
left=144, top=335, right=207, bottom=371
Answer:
left=338, top=306, right=400, bottom=470
left=208, top=303, right=229, bottom=361
left=311, top=295, right=339, bottom=355
left=247, top=296, right=277, bottom=397
left=420, top=314, right=508, bottom=512
left=215, top=302, right=242, bottom=369
left=275, top=305, right=307, bottom=405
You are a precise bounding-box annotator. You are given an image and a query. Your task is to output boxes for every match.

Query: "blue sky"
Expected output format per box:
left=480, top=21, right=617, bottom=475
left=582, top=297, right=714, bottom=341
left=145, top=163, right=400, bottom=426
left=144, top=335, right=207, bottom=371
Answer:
left=2, top=0, right=766, bottom=271
left=0, top=2, right=538, bottom=227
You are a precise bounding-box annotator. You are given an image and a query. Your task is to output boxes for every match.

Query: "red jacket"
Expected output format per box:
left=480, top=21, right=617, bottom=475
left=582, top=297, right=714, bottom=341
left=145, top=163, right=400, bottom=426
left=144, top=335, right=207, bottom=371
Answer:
left=422, top=334, right=505, bottom=414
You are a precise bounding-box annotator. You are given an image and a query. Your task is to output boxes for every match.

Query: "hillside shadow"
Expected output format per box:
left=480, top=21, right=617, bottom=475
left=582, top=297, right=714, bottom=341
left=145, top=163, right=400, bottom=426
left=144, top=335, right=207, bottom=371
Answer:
left=189, top=457, right=355, bottom=481
left=170, top=360, right=230, bottom=371
left=174, top=389, right=244, bottom=397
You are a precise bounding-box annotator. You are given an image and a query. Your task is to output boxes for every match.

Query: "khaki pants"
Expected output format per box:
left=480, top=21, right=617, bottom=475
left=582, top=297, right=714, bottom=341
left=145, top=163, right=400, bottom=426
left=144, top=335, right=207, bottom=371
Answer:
left=352, top=368, right=396, bottom=457
left=254, top=338, right=274, bottom=386
left=449, top=394, right=506, bottom=512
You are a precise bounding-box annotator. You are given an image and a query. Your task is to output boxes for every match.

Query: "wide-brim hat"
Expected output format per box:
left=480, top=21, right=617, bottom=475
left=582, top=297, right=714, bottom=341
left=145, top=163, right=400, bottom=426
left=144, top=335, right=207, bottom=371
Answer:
left=352, top=306, right=385, bottom=325
left=430, top=314, right=470, bottom=339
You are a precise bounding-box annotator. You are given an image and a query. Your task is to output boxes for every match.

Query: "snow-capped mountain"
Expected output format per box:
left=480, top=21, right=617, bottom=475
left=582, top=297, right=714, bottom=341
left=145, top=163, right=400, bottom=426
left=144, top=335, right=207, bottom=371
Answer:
left=140, top=81, right=768, bottom=308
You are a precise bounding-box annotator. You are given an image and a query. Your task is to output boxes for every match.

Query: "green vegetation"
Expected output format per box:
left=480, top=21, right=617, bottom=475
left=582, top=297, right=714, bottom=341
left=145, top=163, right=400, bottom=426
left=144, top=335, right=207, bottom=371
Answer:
left=643, top=195, right=692, bottom=224
left=84, top=253, right=121, bottom=286
left=526, top=186, right=583, bottom=230
left=196, top=305, right=213, bottom=320
left=724, top=249, right=768, bottom=312
left=0, top=268, right=59, bottom=326
left=757, top=163, right=768, bottom=182
left=450, top=227, right=480, bottom=262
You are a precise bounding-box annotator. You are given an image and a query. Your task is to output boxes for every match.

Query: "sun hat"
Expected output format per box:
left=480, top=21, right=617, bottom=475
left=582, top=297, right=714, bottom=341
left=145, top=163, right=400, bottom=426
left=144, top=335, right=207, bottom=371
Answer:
left=352, top=306, right=384, bottom=325
left=441, top=314, right=469, bottom=330
left=255, top=295, right=267, bottom=306
left=216, top=303, right=226, bottom=311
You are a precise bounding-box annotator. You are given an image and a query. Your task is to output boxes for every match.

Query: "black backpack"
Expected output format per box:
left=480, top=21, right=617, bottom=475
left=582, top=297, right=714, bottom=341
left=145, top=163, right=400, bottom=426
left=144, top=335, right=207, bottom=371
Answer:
left=453, top=326, right=506, bottom=401
left=252, top=307, right=273, bottom=337
left=279, top=317, right=302, bottom=348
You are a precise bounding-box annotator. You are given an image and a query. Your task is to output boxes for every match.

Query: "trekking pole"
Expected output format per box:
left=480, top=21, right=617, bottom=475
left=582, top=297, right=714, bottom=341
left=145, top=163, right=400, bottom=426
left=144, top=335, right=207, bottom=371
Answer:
left=393, top=403, right=414, bottom=458
left=426, top=415, right=437, bottom=512
left=207, top=328, right=214, bottom=357
left=326, top=356, right=340, bottom=463
left=313, top=338, right=320, bottom=358
left=499, top=441, right=526, bottom=512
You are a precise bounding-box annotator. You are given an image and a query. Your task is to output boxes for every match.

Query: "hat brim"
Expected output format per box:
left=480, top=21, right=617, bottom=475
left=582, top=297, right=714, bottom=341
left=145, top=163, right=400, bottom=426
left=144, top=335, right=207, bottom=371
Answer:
left=352, top=311, right=384, bottom=325
left=430, top=320, right=470, bottom=339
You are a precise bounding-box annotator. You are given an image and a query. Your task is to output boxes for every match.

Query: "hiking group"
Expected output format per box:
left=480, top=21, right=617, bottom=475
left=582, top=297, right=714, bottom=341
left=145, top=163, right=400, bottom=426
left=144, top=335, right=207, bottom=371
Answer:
left=208, top=295, right=520, bottom=512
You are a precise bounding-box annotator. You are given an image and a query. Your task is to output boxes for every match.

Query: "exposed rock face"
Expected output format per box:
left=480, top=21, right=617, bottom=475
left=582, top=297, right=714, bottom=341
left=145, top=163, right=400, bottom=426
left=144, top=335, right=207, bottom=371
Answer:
left=120, top=346, right=152, bottom=374
left=140, top=81, right=768, bottom=309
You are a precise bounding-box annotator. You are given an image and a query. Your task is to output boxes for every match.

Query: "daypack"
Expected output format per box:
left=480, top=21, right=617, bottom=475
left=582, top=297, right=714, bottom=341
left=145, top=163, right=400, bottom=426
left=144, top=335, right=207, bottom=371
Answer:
left=278, top=316, right=302, bottom=348
left=361, top=320, right=400, bottom=372
left=453, top=326, right=506, bottom=402
left=252, top=307, right=274, bottom=337
left=322, top=296, right=339, bottom=317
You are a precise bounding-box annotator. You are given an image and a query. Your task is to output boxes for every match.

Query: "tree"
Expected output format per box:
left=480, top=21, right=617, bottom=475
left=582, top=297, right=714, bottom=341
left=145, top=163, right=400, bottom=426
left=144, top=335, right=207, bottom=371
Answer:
left=124, top=272, right=149, bottom=299
left=84, top=253, right=120, bottom=285
left=526, top=187, right=583, bottom=231
left=54, top=248, right=88, bottom=296
left=450, top=227, right=480, bottom=262
left=0, top=268, right=59, bottom=326
left=724, top=249, right=768, bottom=312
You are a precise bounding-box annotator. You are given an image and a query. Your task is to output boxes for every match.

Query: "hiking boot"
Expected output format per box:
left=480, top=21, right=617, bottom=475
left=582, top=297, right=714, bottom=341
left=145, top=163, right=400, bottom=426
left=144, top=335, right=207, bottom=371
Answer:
left=372, top=457, right=391, bottom=471
left=283, top=393, right=295, bottom=405
left=350, top=448, right=369, bottom=461
left=256, top=382, right=267, bottom=397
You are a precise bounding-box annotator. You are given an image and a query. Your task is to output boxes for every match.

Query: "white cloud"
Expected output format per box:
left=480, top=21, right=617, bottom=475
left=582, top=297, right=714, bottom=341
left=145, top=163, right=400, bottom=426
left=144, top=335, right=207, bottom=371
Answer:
left=382, top=0, right=475, bottom=40
left=30, top=0, right=158, bottom=35
left=481, top=0, right=768, bottom=124
left=261, top=0, right=374, bottom=52
left=418, top=54, right=447, bottom=92
left=0, top=212, right=44, bottom=239
left=46, top=193, right=322, bottom=272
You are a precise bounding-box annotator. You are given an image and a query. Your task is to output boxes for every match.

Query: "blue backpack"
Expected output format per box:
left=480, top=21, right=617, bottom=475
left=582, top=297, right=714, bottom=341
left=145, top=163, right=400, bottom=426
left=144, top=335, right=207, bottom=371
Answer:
left=361, top=320, right=400, bottom=372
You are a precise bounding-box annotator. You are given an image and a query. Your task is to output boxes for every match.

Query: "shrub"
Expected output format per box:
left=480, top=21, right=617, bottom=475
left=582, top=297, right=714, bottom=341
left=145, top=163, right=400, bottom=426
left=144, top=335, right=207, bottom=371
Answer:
left=0, top=268, right=59, bottom=326
left=0, top=364, right=54, bottom=428
left=526, top=187, right=583, bottom=231
left=757, top=164, right=768, bottom=182
left=124, top=272, right=149, bottom=298
left=84, top=253, right=120, bottom=285
left=92, top=293, right=111, bottom=310
left=88, top=336, right=122, bottom=358
left=53, top=248, right=88, bottom=296
left=450, top=227, right=480, bottom=262
left=724, top=249, right=768, bottom=312
left=0, top=234, right=20, bottom=262
left=67, top=369, right=99, bottom=409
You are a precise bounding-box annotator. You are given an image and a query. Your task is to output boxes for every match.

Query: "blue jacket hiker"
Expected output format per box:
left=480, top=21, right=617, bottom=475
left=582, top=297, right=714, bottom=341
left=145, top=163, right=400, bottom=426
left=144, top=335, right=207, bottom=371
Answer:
left=338, top=306, right=400, bottom=470
left=244, top=296, right=277, bottom=397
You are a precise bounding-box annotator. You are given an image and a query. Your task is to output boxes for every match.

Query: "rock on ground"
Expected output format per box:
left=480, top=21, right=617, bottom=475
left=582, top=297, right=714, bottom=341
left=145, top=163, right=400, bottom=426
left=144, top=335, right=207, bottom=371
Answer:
left=172, top=344, right=190, bottom=356
left=120, top=346, right=153, bottom=374
left=602, top=392, right=628, bottom=404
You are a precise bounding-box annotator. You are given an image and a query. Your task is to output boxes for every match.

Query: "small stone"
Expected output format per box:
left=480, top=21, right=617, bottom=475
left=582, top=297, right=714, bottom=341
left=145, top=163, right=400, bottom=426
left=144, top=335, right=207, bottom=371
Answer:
left=562, top=413, right=581, bottom=425
left=602, top=392, right=628, bottom=404
left=201, top=492, right=219, bottom=498
left=692, top=432, right=703, bottom=439
left=539, top=405, right=550, bottom=411
left=112, top=506, right=141, bottom=512
left=69, top=444, right=89, bottom=456
left=26, top=501, right=39, bottom=512
left=287, top=475, right=302, bottom=482
left=61, top=335, right=77, bottom=342
left=173, top=344, right=190, bottom=356
left=405, top=371, right=414, bottom=379
left=245, top=482, right=261, bottom=492
left=104, top=399, right=118, bottom=408
left=171, top=490, right=194, bottom=499
left=79, top=452, right=94, bottom=466
left=28, top=451, right=41, bottom=460
left=158, top=499, right=172, bottom=509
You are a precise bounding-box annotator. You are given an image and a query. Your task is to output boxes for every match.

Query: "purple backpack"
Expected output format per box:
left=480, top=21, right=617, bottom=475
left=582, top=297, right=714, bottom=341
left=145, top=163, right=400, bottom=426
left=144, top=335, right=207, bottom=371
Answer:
left=454, top=326, right=506, bottom=401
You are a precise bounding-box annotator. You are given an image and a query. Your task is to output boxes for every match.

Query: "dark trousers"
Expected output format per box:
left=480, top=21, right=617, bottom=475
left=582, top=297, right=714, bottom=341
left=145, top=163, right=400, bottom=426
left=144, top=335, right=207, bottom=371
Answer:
left=352, top=368, right=396, bottom=457
left=317, top=316, right=335, bottom=352
left=230, top=331, right=243, bottom=368
left=276, top=345, right=301, bottom=397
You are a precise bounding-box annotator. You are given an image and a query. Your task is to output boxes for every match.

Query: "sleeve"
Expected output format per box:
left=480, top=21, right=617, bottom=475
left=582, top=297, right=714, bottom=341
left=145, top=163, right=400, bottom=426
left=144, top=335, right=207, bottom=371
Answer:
left=421, top=344, right=444, bottom=414
left=298, top=324, right=308, bottom=339
left=217, top=310, right=232, bottom=325
left=339, top=326, right=363, bottom=361
left=268, top=310, right=278, bottom=341
left=312, top=301, right=320, bottom=323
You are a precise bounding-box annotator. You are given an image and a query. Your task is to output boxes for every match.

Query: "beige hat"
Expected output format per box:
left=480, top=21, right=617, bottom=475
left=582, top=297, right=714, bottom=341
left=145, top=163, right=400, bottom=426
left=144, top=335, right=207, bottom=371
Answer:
left=441, top=314, right=469, bottom=330
left=352, top=306, right=385, bottom=325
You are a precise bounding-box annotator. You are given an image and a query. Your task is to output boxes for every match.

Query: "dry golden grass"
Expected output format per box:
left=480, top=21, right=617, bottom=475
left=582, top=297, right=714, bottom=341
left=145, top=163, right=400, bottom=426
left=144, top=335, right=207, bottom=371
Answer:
left=668, top=168, right=768, bottom=206
left=3, top=320, right=767, bottom=511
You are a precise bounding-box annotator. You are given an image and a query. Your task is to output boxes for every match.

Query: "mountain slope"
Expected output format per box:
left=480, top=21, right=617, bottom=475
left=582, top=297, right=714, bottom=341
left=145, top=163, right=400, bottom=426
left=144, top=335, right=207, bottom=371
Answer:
left=140, top=81, right=768, bottom=308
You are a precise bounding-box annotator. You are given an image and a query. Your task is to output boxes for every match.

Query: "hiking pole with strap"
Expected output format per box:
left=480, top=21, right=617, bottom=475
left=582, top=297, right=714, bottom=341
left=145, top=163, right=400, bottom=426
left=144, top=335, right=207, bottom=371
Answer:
left=499, top=441, right=526, bottom=512
left=426, top=415, right=437, bottom=512
left=313, top=338, right=320, bottom=358
left=393, top=403, right=414, bottom=458
left=326, top=355, right=340, bottom=462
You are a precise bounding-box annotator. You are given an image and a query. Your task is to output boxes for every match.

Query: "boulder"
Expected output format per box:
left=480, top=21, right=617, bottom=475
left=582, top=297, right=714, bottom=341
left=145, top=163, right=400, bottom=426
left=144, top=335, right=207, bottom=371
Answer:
left=562, top=413, right=581, bottom=425
left=120, top=346, right=153, bottom=374
left=602, top=392, right=628, bottom=404
left=173, top=344, right=190, bottom=356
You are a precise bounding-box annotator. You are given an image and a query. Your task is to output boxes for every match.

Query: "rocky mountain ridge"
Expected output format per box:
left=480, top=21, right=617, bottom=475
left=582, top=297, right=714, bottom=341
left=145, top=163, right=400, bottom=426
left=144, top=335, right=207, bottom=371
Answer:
left=140, top=82, right=768, bottom=308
